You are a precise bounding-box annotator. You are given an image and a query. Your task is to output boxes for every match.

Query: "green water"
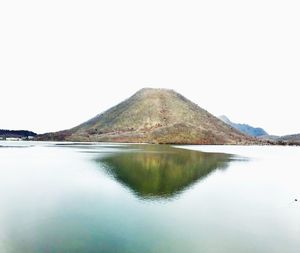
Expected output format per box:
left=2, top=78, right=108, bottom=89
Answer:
left=0, top=142, right=299, bottom=253
left=98, top=145, right=232, bottom=199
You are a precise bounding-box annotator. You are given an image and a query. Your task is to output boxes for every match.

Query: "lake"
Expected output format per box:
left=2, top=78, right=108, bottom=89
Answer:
left=0, top=142, right=299, bottom=253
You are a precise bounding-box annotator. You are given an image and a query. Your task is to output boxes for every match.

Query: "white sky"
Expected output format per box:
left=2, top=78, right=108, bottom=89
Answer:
left=0, top=0, right=299, bottom=135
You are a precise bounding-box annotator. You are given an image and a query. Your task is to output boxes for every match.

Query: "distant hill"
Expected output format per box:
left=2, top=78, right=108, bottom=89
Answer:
left=275, top=134, right=300, bottom=145
left=219, top=115, right=268, bottom=137
left=258, top=133, right=300, bottom=145
left=38, top=88, right=257, bottom=144
left=258, top=135, right=279, bottom=141
left=0, top=129, right=37, bottom=139
left=220, top=114, right=300, bottom=145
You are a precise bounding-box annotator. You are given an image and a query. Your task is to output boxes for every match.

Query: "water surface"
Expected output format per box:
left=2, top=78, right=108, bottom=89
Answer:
left=0, top=142, right=299, bottom=253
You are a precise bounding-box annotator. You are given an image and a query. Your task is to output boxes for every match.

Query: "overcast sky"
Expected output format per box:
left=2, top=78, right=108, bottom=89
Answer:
left=1, top=0, right=299, bottom=135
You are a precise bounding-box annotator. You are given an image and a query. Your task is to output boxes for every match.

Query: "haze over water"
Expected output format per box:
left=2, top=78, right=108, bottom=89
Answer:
left=0, top=142, right=299, bottom=253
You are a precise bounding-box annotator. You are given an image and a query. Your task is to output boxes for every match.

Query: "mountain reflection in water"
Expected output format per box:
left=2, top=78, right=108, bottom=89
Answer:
left=96, top=145, right=232, bottom=200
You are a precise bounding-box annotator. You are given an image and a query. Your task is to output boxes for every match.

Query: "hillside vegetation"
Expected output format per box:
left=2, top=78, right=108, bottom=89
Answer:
left=38, top=88, right=257, bottom=144
left=0, top=129, right=37, bottom=139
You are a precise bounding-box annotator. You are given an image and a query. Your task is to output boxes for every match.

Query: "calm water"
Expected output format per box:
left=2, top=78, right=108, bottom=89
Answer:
left=0, top=142, right=299, bottom=253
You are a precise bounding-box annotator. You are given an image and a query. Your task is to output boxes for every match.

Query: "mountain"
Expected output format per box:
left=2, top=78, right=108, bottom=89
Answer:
left=0, top=129, right=37, bottom=139
left=278, top=134, right=300, bottom=144
left=257, top=135, right=279, bottom=141
left=38, top=88, right=256, bottom=144
left=219, top=115, right=268, bottom=137
left=257, top=133, right=300, bottom=145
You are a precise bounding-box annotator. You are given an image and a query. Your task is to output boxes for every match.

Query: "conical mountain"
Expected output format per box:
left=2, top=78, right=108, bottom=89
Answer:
left=39, top=88, right=255, bottom=144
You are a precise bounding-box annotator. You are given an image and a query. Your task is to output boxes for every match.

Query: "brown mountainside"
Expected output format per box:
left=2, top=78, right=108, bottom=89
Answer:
left=38, top=88, right=256, bottom=144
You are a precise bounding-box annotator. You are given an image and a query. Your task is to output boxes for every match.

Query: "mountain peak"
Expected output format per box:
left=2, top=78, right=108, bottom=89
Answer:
left=137, top=87, right=174, bottom=92
left=219, top=115, right=268, bottom=137
left=38, top=89, right=256, bottom=144
left=134, top=88, right=177, bottom=97
left=219, top=115, right=231, bottom=124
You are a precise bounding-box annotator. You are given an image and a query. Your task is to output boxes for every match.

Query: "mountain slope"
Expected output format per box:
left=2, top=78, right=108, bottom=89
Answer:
left=257, top=133, right=300, bottom=145
left=0, top=129, right=37, bottom=139
left=38, top=88, right=256, bottom=144
left=219, top=115, right=268, bottom=137
left=276, top=134, right=300, bottom=145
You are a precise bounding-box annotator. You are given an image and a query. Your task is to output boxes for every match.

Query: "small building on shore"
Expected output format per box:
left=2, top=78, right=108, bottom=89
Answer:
left=5, top=137, right=23, bottom=141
